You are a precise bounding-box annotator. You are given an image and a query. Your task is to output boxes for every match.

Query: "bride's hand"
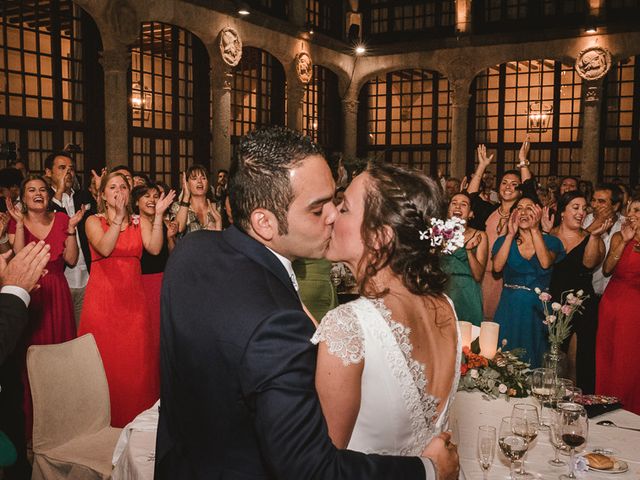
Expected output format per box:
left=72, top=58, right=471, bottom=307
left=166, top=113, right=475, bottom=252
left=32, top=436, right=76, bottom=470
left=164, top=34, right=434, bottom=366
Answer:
left=422, top=432, right=460, bottom=480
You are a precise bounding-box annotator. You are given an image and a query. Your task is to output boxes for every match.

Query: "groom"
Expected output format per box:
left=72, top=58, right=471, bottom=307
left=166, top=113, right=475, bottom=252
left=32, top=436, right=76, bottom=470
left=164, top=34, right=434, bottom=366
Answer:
left=155, top=126, right=459, bottom=479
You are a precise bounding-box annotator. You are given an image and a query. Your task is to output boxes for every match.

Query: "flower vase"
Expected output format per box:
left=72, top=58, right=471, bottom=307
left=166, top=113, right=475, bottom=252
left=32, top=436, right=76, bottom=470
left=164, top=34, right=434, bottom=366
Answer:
left=543, top=343, right=568, bottom=378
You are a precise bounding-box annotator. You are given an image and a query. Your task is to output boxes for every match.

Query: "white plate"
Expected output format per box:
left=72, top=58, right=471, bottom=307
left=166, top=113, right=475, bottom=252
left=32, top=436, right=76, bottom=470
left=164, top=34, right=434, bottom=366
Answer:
left=589, top=460, right=629, bottom=474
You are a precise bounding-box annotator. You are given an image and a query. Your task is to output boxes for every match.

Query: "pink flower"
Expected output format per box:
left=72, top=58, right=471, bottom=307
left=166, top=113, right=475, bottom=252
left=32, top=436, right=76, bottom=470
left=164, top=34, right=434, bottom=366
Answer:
left=539, top=292, right=552, bottom=302
left=132, top=215, right=140, bottom=226
left=561, top=305, right=572, bottom=316
left=546, top=315, right=556, bottom=324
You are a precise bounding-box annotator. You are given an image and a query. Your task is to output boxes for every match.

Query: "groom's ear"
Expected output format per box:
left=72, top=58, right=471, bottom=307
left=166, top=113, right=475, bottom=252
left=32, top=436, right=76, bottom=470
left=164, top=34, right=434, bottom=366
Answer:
left=249, top=208, right=277, bottom=242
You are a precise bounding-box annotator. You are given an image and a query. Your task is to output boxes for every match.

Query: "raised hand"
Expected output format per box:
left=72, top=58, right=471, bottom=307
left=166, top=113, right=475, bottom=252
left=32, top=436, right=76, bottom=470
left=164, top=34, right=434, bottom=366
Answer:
left=465, top=232, right=481, bottom=250
left=620, top=220, right=637, bottom=243
left=181, top=172, right=191, bottom=202
left=166, top=221, right=178, bottom=239
left=155, top=189, right=177, bottom=216
left=460, top=176, right=469, bottom=192
left=518, top=135, right=531, bottom=164
left=6, top=197, right=24, bottom=224
left=590, top=217, right=612, bottom=237
left=0, top=241, right=51, bottom=293
left=477, top=145, right=494, bottom=169
left=68, top=205, right=86, bottom=230
left=507, top=209, right=519, bottom=237
left=541, top=206, right=555, bottom=232
left=91, top=168, right=106, bottom=186
left=531, top=203, right=543, bottom=230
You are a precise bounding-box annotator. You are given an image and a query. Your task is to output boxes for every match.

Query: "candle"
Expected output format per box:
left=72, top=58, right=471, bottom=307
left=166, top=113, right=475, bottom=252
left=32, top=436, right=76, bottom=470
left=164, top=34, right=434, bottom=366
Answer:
left=459, top=321, right=472, bottom=349
left=479, top=321, right=500, bottom=359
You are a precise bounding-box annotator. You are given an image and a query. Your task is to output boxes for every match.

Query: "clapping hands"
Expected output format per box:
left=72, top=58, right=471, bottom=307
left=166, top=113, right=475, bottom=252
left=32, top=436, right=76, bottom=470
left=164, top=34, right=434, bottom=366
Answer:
left=541, top=206, right=554, bottom=232
left=155, top=190, right=177, bottom=217
left=5, top=197, right=23, bottom=225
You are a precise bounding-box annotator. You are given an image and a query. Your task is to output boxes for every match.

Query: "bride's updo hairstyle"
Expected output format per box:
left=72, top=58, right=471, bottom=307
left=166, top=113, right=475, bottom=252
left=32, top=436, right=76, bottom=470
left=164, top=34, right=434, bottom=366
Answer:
left=359, top=163, right=448, bottom=298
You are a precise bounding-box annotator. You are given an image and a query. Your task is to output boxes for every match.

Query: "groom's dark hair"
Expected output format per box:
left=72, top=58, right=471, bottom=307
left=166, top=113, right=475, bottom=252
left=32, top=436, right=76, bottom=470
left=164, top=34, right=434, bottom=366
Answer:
left=229, top=126, right=324, bottom=235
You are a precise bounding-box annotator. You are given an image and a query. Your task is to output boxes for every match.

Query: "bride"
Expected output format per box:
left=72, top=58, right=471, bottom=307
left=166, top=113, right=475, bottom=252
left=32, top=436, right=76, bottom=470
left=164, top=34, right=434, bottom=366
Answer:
left=313, top=163, right=461, bottom=456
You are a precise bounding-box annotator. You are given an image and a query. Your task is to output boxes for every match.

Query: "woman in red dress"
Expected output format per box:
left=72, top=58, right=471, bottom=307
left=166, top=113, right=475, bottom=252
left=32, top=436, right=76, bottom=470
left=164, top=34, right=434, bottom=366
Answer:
left=79, top=172, right=173, bottom=427
left=7, top=175, right=84, bottom=437
left=596, top=194, right=640, bottom=414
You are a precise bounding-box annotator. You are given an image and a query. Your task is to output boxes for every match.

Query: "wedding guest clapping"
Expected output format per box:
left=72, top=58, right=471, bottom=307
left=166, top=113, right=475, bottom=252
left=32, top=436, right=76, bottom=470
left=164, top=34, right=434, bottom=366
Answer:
left=6, top=175, right=83, bottom=437
left=492, top=197, right=565, bottom=367
left=596, top=194, right=640, bottom=414
left=441, top=193, right=487, bottom=326
left=313, top=164, right=461, bottom=456
left=467, top=138, right=537, bottom=321
left=169, top=165, right=222, bottom=235
left=79, top=172, right=173, bottom=427
left=549, top=191, right=606, bottom=393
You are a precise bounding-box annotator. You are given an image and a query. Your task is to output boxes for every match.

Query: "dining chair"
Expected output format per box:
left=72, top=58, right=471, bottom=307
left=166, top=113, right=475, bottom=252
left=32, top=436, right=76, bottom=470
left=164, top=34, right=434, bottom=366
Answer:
left=27, top=333, right=122, bottom=480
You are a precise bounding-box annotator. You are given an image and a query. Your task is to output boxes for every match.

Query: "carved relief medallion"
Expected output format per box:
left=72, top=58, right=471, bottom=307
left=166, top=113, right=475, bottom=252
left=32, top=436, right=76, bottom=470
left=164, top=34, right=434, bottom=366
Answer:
left=296, top=52, right=313, bottom=84
left=575, top=46, right=611, bottom=81
left=219, top=27, right=242, bottom=67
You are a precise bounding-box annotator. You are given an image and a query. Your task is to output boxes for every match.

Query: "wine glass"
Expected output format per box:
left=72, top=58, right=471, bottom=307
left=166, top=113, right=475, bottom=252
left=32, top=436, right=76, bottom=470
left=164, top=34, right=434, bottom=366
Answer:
left=559, top=402, right=588, bottom=480
left=548, top=408, right=567, bottom=467
left=530, top=368, right=555, bottom=428
left=477, top=425, right=496, bottom=479
left=564, top=386, right=583, bottom=403
left=511, top=403, right=539, bottom=479
left=498, top=416, right=528, bottom=480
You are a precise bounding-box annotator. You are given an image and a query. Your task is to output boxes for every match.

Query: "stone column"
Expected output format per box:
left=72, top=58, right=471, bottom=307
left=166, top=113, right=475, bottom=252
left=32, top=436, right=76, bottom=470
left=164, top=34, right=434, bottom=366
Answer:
left=211, top=68, right=233, bottom=172
left=100, top=45, right=129, bottom=169
left=342, top=97, right=359, bottom=159
left=287, top=81, right=306, bottom=132
left=580, top=81, right=603, bottom=184
left=449, top=79, right=472, bottom=179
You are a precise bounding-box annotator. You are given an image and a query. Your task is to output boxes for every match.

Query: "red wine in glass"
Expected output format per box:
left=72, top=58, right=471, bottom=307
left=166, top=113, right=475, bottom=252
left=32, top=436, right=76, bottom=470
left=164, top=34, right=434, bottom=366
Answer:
left=561, top=434, right=585, bottom=448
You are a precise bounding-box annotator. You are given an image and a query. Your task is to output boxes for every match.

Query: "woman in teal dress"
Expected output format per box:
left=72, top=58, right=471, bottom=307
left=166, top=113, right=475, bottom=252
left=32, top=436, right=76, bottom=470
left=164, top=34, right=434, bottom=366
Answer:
left=442, top=193, right=488, bottom=326
left=492, top=197, right=565, bottom=367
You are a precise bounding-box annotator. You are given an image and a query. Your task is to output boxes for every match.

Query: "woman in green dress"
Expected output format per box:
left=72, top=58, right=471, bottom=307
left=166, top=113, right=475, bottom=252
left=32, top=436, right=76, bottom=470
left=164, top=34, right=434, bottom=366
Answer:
left=293, top=258, right=338, bottom=321
left=442, top=193, right=488, bottom=326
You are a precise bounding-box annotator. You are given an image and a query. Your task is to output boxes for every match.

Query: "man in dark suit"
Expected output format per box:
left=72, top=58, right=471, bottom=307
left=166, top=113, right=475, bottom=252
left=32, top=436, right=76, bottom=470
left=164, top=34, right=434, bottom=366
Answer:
left=44, top=151, right=96, bottom=327
left=0, top=241, right=51, bottom=479
left=156, top=127, right=459, bottom=480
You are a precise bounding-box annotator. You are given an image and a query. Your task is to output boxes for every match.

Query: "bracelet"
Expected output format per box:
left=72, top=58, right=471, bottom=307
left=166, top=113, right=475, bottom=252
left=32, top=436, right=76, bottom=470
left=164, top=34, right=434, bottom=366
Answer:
left=517, top=159, right=530, bottom=168
left=111, top=220, right=123, bottom=226
left=0, top=234, right=8, bottom=244
left=66, top=230, right=76, bottom=236
left=179, top=201, right=190, bottom=208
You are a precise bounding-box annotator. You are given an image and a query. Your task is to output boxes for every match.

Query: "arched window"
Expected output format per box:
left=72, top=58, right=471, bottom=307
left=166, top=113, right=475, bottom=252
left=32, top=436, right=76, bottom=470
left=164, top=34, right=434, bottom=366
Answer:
left=470, top=59, right=582, bottom=180
left=231, top=47, right=285, bottom=148
left=359, top=69, right=452, bottom=176
left=601, top=56, right=640, bottom=185
left=302, top=64, right=340, bottom=152
left=0, top=0, right=102, bottom=177
left=129, top=22, right=210, bottom=187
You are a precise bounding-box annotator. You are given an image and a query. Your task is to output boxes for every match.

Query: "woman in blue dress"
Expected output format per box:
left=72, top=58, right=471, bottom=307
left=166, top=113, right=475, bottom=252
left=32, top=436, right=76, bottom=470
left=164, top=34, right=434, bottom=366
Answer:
left=492, top=197, right=565, bottom=367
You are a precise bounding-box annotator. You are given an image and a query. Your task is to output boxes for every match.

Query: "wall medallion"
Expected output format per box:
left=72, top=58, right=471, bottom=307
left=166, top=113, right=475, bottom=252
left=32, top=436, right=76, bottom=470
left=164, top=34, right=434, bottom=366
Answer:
left=575, top=46, right=611, bottom=81
left=296, top=52, right=313, bottom=84
left=219, top=27, right=242, bottom=67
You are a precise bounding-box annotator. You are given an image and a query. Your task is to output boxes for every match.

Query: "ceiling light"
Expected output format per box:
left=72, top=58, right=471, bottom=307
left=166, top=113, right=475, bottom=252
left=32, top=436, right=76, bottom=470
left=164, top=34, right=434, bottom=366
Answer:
left=238, top=8, right=250, bottom=15
left=354, top=45, right=366, bottom=55
left=585, top=26, right=597, bottom=33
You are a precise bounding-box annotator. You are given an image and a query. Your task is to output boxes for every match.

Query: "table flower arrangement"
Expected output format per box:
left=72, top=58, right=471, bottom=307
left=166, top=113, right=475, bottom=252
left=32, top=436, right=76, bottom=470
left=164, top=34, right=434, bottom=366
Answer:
left=458, top=339, right=530, bottom=399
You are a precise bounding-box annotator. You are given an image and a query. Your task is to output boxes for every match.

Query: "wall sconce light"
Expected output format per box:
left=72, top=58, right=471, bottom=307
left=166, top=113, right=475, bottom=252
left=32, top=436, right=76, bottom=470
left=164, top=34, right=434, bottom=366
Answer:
left=527, top=101, right=553, bottom=133
left=585, top=25, right=597, bottom=33
left=131, top=81, right=152, bottom=120
left=236, top=1, right=250, bottom=15
left=354, top=44, right=366, bottom=56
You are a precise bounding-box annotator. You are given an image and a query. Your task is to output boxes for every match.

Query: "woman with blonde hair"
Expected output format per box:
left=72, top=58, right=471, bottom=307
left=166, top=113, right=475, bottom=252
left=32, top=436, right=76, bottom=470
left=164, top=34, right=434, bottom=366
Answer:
left=79, top=171, right=174, bottom=427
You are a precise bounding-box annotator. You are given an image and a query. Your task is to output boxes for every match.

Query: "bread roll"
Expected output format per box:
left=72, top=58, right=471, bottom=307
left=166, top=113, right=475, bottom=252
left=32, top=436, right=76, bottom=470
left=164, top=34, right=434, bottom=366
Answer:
left=585, top=453, right=614, bottom=470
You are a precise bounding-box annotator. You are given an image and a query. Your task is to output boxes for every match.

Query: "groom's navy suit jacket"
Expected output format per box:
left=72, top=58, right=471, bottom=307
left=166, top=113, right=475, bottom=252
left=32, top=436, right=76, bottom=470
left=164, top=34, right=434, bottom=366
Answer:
left=155, top=226, right=427, bottom=479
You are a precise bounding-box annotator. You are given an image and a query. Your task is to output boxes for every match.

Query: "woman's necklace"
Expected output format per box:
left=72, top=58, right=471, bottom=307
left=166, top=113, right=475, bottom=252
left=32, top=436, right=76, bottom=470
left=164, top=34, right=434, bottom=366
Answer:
left=496, top=205, right=510, bottom=235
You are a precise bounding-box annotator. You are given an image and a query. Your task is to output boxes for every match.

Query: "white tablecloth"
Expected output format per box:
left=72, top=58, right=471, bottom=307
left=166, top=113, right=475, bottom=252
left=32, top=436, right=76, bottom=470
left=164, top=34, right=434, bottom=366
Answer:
left=452, top=391, right=640, bottom=479
left=111, top=392, right=640, bottom=479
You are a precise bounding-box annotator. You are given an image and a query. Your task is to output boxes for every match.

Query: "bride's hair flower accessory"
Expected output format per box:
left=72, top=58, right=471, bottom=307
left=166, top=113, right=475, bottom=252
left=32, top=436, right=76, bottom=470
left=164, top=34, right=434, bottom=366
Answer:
left=419, top=217, right=466, bottom=255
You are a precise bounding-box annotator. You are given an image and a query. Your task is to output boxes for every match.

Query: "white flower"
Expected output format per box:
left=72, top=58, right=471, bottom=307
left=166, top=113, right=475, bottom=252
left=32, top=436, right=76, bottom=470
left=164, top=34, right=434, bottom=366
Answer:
left=552, top=302, right=562, bottom=311
left=498, top=383, right=508, bottom=394
left=470, top=369, right=479, bottom=379
left=566, top=293, right=575, bottom=302
left=546, top=315, right=556, bottom=324
left=577, top=289, right=584, bottom=297
left=534, top=287, right=541, bottom=294
left=574, top=456, right=588, bottom=473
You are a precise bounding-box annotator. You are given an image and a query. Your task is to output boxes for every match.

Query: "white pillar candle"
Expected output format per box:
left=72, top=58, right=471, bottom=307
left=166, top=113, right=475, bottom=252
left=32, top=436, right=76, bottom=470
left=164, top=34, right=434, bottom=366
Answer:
left=459, top=321, right=472, bottom=349
left=479, top=321, right=500, bottom=359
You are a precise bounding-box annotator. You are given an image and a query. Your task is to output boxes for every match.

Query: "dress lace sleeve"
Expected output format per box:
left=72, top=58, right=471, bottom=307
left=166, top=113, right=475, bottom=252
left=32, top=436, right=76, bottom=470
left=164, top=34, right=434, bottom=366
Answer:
left=311, top=303, right=364, bottom=366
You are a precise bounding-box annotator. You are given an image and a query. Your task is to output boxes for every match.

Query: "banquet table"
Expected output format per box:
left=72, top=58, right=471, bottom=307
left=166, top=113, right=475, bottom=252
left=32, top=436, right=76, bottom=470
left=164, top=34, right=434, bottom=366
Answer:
left=452, top=391, right=640, bottom=479
left=111, top=392, right=640, bottom=479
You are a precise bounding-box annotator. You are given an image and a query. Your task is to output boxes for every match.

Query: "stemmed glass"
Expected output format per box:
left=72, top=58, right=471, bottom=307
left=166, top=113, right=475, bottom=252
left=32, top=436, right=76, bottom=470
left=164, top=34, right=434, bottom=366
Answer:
left=548, top=408, right=567, bottom=467
left=477, top=425, right=496, bottom=479
left=559, top=403, right=588, bottom=480
left=511, top=403, right=539, bottom=479
left=498, top=416, right=529, bottom=480
left=530, top=368, right=555, bottom=428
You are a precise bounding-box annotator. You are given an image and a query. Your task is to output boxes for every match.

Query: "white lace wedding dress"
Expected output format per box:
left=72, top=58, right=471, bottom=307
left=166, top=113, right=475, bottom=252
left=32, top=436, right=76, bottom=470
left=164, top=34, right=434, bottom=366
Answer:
left=312, top=296, right=461, bottom=456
